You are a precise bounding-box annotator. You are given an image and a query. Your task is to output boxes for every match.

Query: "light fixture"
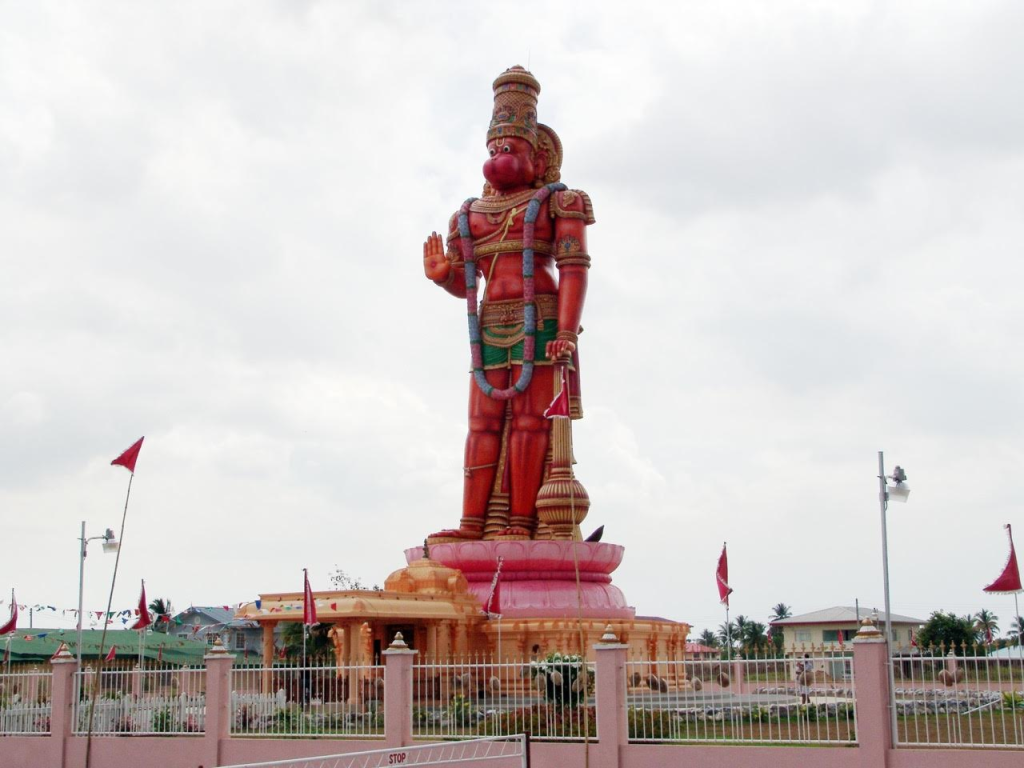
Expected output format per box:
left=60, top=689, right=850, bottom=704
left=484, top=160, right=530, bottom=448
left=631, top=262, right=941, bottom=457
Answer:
left=887, top=466, right=910, bottom=502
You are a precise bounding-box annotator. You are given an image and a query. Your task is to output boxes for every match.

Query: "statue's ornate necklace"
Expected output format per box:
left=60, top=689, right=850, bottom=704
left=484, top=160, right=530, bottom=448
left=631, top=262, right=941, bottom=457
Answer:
left=460, top=182, right=566, bottom=400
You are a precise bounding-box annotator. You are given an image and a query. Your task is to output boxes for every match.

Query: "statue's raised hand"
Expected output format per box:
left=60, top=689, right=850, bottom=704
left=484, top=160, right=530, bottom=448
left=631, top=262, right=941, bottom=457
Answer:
left=423, top=232, right=450, bottom=282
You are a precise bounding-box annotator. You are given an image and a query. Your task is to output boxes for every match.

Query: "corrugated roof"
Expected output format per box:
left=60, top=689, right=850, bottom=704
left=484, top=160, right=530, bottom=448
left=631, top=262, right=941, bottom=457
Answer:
left=771, top=606, right=925, bottom=626
left=4, top=629, right=212, bottom=665
left=173, top=606, right=257, bottom=628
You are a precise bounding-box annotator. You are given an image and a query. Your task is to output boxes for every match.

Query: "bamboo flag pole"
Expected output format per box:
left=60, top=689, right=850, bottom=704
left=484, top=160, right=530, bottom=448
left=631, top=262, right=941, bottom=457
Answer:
left=86, top=437, right=143, bottom=768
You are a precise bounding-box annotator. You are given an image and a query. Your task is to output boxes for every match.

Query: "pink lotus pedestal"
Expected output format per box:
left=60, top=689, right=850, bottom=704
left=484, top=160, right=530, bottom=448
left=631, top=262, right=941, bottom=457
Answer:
left=405, top=540, right=635, bottom=620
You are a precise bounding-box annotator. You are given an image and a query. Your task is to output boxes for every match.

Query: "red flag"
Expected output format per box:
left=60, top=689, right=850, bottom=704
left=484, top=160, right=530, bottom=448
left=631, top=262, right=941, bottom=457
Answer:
left=985, top=625, right=993, bottom=645
left=130, top=581, right=152, bottom=630
left=105, top=645, right=117, bottom=661
left=111, top=437, right=145, bottom=474
left=983, top=524, right=1023, bottom=594
left=485, top=557, right=504, bottom=616
left=302, top=569, right=317, bottom=626
left=543, top=367, right=570, bottom=419
left=837, top=630, right=845, bottom=650
left=716, top=543, right=733, bottom=607
left=910, top=628, right=917, bottom=648
left=0, top=593, right=18, bottom=636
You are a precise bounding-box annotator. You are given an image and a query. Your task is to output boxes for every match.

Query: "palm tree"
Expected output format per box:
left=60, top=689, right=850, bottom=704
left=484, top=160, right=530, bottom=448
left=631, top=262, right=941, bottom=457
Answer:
left=743, top=621, right=770, bottom=655
left=1008, top=616, right=1024, bottom=644
left=697, top=629, right=719, bottom=648
left=974, top=609, right=999, bottom=644
left=718, top=621, right=737, bottom=651
left=148, top=598, right=173, bottom=633
left=769, top=604, right=792, bottom=654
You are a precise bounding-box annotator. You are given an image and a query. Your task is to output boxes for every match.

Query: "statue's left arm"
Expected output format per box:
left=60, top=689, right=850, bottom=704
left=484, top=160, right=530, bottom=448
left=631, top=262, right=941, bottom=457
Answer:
left=547, top=189, right=594, bottom=360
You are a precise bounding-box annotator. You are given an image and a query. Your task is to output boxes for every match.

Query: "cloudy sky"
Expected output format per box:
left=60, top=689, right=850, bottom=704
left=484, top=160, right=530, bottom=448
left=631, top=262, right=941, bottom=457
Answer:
left=3, top=1, right=1023, bottom=641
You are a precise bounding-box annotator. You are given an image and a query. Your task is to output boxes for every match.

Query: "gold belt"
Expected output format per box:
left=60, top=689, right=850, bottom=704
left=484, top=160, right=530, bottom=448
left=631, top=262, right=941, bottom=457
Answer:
left=473, top=240, right=554, bottom=258
left=480, top=295, right=558, bottom=329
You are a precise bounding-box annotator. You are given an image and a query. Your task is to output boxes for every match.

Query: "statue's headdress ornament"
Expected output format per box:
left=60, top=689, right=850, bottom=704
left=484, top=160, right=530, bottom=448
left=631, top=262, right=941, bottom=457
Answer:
left=488, top=66, right=541, bottom=147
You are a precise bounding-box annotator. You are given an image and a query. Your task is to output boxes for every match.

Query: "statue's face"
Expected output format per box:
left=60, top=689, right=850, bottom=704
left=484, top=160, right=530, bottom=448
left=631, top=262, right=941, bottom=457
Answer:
left=483, top=137, right=542, bottom=191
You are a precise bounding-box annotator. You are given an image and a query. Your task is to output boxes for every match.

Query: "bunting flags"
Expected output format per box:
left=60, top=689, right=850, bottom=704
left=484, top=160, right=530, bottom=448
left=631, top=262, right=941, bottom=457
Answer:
left=983, top=524, right=1023, bottom=594
left=111, top=437, right=145, bottom=474
left=105, top=646, right=117, bottom=661
left=716, top=543, right=733, bottom=607
left=302, top=569, right=318, bottom=626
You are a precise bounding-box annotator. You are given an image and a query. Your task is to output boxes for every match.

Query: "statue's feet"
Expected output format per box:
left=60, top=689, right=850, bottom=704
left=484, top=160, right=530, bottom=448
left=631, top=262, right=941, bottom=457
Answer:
left=426, top=526, right=484, bottom=545
left=495, top=525, right=533, bottom=540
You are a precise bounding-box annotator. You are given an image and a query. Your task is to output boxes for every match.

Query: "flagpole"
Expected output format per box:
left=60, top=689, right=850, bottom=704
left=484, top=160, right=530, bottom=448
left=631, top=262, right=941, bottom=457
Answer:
left=85, top=470, right=134, bottom=768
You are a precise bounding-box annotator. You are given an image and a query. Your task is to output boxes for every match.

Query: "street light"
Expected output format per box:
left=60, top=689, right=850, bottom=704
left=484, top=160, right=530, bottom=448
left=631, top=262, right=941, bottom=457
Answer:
left=78, top=522, right=119, bottom=669
left=877, top=451, right=909, bottom=748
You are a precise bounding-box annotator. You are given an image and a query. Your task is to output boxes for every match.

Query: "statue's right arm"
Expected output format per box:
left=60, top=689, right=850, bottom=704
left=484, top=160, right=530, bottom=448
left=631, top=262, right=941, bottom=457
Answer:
left=422, top=218, right=468, bottom=298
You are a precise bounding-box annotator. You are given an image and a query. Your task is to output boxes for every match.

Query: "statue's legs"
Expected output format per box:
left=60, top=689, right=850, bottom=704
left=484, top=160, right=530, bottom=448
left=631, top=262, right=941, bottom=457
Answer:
left=429, top=369, right=509, bottom=542
left=506, top=364, right=555, bottom=536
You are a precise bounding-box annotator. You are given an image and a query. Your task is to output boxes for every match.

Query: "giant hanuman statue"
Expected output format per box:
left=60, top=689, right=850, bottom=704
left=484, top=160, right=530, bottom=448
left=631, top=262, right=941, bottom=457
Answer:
left=422, top=67, right=595, bottom=545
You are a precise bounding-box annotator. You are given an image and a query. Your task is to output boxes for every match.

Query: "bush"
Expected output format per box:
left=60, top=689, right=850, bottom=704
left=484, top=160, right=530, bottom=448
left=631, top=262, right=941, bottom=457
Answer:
left=530, top=653, right=592, bottom=708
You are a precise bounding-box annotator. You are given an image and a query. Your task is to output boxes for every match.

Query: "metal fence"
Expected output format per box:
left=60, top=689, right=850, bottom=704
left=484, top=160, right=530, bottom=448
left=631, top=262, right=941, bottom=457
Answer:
left=0, top=670, right=53, bottom=735
left=626, top=650, right=857, bottom=745
left=892, top=646, right=1024, bottom=748
left=220, top=734, right=529, bottom=768
left=73, top=663, right=206, bottom=735
left=412, top=655, right=596, bottom=741
left=230, top=661, right=385, bottom=738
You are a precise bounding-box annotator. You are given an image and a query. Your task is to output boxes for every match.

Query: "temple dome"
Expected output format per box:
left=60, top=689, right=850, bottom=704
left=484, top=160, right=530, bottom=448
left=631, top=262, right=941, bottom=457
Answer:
left=384, top=557, right=469, bottom=596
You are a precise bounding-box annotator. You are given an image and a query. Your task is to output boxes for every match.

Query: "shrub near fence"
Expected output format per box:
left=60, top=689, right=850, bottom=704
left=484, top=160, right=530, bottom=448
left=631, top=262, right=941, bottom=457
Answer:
left=625, top=649, right=857, bottom=745
left=412, top=654, right=596, bottom=741
left=893, top=647, right=1024, bottom=748
left=0, top=671, right=53, bottom=735
left=230, top=662, right=385, bottom=738
left=72, top=665, right=206, bottom=735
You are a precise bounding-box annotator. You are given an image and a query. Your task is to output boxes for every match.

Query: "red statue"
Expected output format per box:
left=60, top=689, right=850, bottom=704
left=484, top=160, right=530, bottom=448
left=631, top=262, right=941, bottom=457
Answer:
left=423, top=67, right=594, bottom=543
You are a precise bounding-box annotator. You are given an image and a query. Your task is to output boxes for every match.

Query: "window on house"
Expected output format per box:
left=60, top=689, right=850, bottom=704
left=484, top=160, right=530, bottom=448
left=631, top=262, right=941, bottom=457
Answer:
left=822, top=630, right=855, bottom=643
left=235, top=632, right=246, bottom=650
left=794, top=630, right=812, bottom=643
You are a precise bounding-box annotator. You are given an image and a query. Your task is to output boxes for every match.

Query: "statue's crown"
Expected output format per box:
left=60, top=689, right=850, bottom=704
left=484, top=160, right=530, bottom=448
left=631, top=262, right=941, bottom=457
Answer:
left=488, top=66, right=541, bottom=147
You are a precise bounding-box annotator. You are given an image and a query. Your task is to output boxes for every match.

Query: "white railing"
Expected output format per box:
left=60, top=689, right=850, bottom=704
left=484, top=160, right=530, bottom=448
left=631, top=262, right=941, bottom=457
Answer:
left=220, top=733, right=528, bottom=768
left=892, top=646, right=1024, bottom=748
left=0, top=670, right=52, bottom=735
left=626, top=650, right=857, bottom=745
left=230, top=661, right=385, bottom=738
left=73, top=664, right=206, bottom=735
left=412, top=655, right=596, bottom=741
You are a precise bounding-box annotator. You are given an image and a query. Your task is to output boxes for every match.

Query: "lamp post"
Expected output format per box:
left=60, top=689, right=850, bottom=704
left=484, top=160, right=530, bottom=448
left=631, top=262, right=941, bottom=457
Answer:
left=77, top=522, right=119, bottom=669
left=877, top=451, right=909, bottom=748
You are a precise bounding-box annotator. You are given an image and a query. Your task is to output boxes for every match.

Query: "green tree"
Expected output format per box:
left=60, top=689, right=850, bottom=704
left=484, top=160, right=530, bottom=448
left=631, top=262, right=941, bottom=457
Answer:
left=717, top=621, right=737, bottom=651
left=281, top=622, right=334, bottom=660
left=974, top=609, right=999, bottom=643
left=769, top=603, right=792, bottom=654
left=1008, top=616, right=1024, bottom=644
left=915, top=611, right=980, bottom=655
left=696, top=629, right=719, bottom=648
left=742, top=621, right=770, bottom=654
left=148, top=598, right=173, bottom=634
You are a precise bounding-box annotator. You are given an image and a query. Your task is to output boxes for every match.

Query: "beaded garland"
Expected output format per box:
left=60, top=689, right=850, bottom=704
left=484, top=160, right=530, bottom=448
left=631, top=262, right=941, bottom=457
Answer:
left=460, top=182, right=567, bottom=400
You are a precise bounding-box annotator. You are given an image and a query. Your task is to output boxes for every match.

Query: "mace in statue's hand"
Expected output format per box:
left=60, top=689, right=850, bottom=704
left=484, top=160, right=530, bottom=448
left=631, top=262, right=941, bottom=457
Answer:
left=422, top=232, right=450, bottom=283
left=545, top=338, right=576, bottom=360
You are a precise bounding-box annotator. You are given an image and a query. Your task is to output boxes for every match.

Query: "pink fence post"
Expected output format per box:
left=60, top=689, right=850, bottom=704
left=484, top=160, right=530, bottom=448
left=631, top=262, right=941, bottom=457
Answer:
left=594, top=626, right=629, bottom=766
left=49, top=643, right=78, bottom=768
left=204, top=636, right=235, bottom=768
left=852, top=615, right=891, bottom=768
left=731, top=655, right=745, bottom=692
left=382, top=631, right=417, bottom=748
